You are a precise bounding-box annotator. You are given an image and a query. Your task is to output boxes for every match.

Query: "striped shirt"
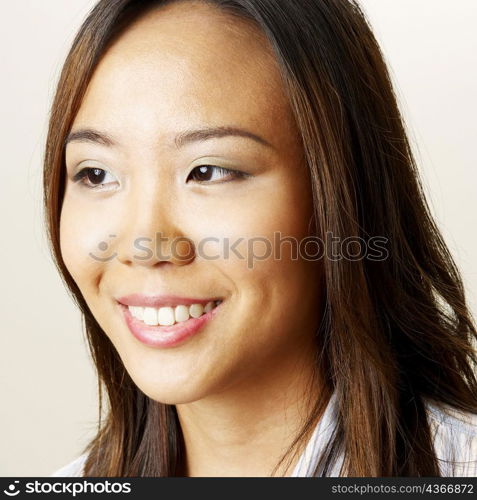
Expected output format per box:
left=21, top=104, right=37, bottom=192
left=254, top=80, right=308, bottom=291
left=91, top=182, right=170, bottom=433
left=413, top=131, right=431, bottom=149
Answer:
left=51, top=392, right=477, bottom=477
left=291, top=391, right=477, bottom=476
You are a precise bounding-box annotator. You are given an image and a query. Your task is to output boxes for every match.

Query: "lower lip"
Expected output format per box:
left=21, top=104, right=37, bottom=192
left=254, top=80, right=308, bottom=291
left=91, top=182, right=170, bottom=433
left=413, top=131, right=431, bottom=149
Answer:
left=118, top=301, right=222, bottom=348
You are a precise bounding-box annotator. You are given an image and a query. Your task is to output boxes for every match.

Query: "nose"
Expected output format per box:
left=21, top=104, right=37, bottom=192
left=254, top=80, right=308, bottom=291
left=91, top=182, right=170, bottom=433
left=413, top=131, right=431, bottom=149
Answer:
left=115, top=184, right=195, bottom=268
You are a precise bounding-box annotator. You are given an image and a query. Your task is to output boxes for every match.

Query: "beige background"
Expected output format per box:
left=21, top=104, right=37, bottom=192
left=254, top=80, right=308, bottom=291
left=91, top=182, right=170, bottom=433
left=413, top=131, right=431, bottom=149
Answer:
left=0, top=0, right=476, bottom=476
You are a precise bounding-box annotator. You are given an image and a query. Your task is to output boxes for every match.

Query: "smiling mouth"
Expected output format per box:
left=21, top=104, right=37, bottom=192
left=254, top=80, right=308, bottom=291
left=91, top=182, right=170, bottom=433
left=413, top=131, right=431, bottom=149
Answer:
left=118, top=298, right=224, bottom=348
left=124, top=300, right=223, bottom=327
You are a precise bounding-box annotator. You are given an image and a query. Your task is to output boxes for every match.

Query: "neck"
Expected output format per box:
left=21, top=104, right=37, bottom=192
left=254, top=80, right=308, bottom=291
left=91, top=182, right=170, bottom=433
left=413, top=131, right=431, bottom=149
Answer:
left=175, top=344, right=324, bottom=477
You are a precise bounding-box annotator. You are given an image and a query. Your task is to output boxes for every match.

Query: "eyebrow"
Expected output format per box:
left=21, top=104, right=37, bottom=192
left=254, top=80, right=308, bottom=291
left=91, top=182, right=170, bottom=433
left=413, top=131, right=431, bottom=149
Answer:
left=64, top=126, right=274, bottom=149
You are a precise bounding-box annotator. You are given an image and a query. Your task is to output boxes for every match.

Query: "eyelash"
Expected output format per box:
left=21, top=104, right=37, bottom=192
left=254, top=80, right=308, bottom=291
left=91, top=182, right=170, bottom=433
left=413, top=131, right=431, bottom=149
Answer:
left=72, top=165, right=249, bottom=190
left=72, top=168, right=116, bottom=190
left=187, top=165, right=249, bottom=184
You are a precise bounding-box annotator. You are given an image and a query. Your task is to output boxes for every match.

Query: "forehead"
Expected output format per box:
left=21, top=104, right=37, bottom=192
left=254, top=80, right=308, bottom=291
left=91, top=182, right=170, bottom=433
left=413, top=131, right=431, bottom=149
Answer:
left=72, top=0, right=296, bottom=147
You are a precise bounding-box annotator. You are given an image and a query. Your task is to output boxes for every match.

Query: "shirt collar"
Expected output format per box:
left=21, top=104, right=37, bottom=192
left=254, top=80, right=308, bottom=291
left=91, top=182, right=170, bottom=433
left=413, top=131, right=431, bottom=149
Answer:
left=291, top=390, right=342, bottom=476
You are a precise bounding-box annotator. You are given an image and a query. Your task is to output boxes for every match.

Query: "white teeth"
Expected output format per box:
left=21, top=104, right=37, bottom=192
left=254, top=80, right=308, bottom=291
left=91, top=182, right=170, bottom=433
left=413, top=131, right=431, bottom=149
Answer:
left=189, top=303, right=204, bottom=318
left=175, top=305, right=190, bottom=323
left=129, top=306, right=144, bottom=320
left=143, top=307, right=158, bottom=326
left=127, top=300, right=220, bottom=326
left=158, top=306, right=175, bottom=326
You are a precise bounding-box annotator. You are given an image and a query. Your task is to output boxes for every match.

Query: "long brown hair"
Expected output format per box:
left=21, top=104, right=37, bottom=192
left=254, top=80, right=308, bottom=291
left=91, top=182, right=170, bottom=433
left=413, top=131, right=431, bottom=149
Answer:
left=43, top=0, right=477, bottom=476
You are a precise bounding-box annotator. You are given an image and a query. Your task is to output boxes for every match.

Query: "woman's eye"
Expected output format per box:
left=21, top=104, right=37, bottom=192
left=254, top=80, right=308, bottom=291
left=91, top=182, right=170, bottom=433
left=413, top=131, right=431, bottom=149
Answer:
left=186, top=165, right=248, bottom=184
left=72, top=167, right=118, bottom=190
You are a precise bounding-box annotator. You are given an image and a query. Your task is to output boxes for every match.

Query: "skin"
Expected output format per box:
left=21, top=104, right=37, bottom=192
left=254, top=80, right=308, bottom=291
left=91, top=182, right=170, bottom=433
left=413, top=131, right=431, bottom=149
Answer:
left=60, top=0, right=323, bottom=476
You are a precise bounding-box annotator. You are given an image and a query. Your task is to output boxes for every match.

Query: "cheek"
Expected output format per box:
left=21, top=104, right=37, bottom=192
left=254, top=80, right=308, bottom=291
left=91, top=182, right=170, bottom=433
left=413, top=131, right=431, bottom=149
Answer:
left=186, top=173, right=314, bottom=271
left=59, top=194, right=119, bottom=288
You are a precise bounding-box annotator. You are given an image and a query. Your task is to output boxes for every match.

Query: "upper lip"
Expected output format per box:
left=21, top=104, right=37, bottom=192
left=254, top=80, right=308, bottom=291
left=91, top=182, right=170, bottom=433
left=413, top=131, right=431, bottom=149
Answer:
left=117, top=294, right=222, bottom=308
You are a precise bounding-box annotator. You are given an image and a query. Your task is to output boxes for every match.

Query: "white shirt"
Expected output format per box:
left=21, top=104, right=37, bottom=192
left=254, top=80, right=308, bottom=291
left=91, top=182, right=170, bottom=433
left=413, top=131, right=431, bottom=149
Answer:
left=51, top=392, right=477, bottom=477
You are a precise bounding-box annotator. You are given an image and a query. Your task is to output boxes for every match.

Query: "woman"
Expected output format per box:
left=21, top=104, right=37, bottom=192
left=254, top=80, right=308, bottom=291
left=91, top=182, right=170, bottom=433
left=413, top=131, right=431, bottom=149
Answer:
left=46, top=0, right=477, bottom=477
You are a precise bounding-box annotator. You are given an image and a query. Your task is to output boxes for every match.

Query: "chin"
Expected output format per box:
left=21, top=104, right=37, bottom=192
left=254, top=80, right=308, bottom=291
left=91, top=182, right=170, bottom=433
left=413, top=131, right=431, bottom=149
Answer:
left=126, top=367, right=216, bottom=405
left=138, top=382, right=212, bottom=405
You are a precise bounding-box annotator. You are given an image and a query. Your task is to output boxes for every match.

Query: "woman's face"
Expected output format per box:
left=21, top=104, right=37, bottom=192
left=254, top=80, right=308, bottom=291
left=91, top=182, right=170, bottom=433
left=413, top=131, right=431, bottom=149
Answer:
left=60, top=1, right=322, bottom=404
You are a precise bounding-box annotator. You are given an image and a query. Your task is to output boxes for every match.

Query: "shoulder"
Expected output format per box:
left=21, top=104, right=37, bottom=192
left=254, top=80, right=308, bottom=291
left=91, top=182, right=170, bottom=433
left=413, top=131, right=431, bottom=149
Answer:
left=425, top=399, right=477, bottom=477
left=50, top=453, right=88, bottom=477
